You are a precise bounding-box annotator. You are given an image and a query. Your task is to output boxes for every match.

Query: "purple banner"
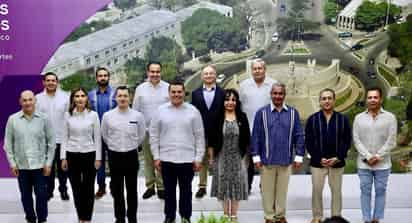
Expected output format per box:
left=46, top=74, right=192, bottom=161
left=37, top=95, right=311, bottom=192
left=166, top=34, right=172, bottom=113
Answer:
left=0, top=0, right=112, bottom=177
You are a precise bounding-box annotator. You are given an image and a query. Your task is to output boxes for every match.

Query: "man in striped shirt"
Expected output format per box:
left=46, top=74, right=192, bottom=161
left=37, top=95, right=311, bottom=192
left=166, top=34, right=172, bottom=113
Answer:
left=251, top=83, right=305, bottom=223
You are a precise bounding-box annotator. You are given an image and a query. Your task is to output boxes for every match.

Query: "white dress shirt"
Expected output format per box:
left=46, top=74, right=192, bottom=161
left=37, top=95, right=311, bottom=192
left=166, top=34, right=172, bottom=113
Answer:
left=132, top=80, right=169, bottom=128
left=61, top=109, right=102, bottom=160
left=101, top=107, right=146, bottom=152
left=150, top=102, right=205, bottom=163
left=239, top=76, right=276, bottom=131
left=353, top=109, right=397, bottom=170
left=36, top=89, right=69, bottom=144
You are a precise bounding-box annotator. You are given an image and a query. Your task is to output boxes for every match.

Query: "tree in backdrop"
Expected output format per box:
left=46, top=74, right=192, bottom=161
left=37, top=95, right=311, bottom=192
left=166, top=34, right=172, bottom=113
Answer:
left=181, top=8, right=247, bottom=56
left=125, top=57, right=147, bottom=88
left=124, top=36, right=184, bottom=86
left=324, top=0, right=340, bottom=25
left=60, top=70, right=96, bottom=92
left=355, top=0, right=401, bottom=31
left=64, top=20, right=111, bottom=43
left=388, top=16, right=412, bottom=67
left=276, top=0, right=320, bottom=40
left=113, top=0, right=136, bottom=11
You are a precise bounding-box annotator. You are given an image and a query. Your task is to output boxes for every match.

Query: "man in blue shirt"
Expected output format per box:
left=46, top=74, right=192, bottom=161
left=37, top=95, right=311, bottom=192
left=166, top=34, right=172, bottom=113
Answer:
left=88, top=67, right=116, bottom=199
left=251, top=83, right=305, bottom=223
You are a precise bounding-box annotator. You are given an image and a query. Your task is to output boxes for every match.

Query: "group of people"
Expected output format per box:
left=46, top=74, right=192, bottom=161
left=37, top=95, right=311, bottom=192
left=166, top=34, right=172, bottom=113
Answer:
left=3, top=59, right=397, bottom=223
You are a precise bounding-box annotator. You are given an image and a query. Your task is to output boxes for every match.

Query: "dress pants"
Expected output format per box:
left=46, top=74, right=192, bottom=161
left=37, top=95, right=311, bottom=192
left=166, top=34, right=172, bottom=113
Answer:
left=143, top=134, right=163, bottom=190
left=96, top=141, right=108, bottom=189
left=108, top=149, right=139, bottom=223
left=161, top=162, right=194, bottom=221
left=198, top=151, right=208, bottom=189
left=17, top=169, right=48, bottom=223
left=67, top=151, right=96, bottom=221
left=260, top=165, right=292, bottom=221
left=311, top=167, right=344, bottom=220
left=48, top=144, right=68, bottom=196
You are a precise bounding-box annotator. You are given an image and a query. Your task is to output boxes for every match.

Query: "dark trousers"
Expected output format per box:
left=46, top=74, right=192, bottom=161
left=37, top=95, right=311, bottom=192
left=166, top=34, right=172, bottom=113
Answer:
left=17, top=169, right=48, bottom=223
left=96, top=141, right=108, bottom=189
left=67, top=151, right=96, bottom=221
left=48, top=144, right=68, bottom=196
left=161, top=162, right=194, bottom=221
left=108, top=149, right=139, bottom=223
left=247, top=154, right=255, bottom=192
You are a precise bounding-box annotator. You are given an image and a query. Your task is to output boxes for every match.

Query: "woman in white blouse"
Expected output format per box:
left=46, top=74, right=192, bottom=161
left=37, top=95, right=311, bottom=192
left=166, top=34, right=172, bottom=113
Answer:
left=61, top=87, right=101, bottom=223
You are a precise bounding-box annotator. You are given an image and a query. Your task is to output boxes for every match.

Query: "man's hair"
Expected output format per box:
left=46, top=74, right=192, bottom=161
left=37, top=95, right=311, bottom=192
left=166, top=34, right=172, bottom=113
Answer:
left=146, top=61, right=162, bottom=71
left=322, top=216, right=350, bottom=223
left=251, top=58, right=266, bottom=69
left=95, top=67, right=110, bottom=76
left=271, top=82, right=286, bottom=94
left=115, top=86, right=129, bottom=96
left=168, top=80, right=185, bottom=91
left=202, top=64, right=217, bottom=73
left=42, top=72, right=59, bottom=81
left=319, top=88, right=336, bottom=100
left=366, top=86, right=383, bottom=98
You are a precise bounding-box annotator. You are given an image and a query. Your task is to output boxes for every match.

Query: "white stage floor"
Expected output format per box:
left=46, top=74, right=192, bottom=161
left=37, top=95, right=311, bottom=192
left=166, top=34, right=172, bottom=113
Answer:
left=0, top=174, right=411, bottom=223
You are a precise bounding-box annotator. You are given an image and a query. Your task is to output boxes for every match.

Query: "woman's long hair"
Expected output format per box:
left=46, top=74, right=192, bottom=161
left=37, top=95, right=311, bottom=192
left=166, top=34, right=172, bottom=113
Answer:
left=221, top=88, right=243, bottom=119
left=68, top=87, right=91, bottom=115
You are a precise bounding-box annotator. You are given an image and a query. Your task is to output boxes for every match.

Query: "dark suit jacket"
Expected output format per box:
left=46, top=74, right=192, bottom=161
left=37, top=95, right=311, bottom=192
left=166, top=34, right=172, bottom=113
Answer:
left=191, top=86, right=225, bottom=147
left=210, top=111, right=251, bottom=157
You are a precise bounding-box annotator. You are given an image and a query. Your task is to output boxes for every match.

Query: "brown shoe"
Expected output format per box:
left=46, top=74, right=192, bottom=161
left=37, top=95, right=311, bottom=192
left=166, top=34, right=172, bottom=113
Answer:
left=95, top=188, right=106, bottom=200
left=265, top=219, right=274, bottom=223
left=371, top=220, right=379, bottom=223
left=275, top=217, right=288, bottom=223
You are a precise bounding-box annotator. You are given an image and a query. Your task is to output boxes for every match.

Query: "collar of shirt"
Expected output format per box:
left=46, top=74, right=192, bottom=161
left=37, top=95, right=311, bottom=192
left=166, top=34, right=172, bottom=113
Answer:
left=96, top=85, right=112, bottom=95
left=251, top=77, right=274, bottom=87
left=114, top=106, right=130, bottom=114
left=73, top=108, right=90, bottom=116
left=270, top=102, right=288, bottom=112
left=203, top=84, right=216, bottom=92
left=166, top=102, right=188, bottom=109
left=18, top=111, right=41, bottom=119
left=365, top=108, right=386, bottom=118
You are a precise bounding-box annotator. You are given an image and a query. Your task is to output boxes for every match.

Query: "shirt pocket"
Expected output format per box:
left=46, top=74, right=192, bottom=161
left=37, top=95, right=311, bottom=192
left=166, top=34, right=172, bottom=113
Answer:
left=127, top=121, right=139, bottom=138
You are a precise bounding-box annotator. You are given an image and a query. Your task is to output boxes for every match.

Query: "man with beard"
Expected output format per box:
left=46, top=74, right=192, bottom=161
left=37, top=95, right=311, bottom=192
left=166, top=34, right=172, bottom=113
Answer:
left=36, top=72, right=70, bottom=201
left=353, top=87, right=397, bottom=223
left=305, top=88, right=352, bottom=223
left=88, top=67, right=117, bottom=199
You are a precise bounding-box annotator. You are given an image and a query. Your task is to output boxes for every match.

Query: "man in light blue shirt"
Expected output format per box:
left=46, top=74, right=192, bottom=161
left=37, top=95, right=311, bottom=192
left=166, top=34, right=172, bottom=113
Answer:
left=88, top=67, right=116, bottom=199
left=4, top=90, right=55, bottom=223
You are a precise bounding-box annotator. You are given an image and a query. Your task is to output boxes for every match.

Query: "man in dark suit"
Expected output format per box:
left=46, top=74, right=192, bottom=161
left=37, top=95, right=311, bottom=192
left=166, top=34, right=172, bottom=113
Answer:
left=191, top=65, right=225, bottom=199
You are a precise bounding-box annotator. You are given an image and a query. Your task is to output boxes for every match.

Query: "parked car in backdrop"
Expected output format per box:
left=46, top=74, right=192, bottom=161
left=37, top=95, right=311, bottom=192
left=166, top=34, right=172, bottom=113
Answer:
left=338, top=31, right=352, bottom=38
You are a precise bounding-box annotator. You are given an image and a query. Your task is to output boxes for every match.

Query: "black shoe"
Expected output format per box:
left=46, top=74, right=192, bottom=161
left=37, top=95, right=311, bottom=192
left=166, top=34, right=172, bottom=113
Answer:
left=142, top=188, right=156, bottom=199
left=60, top=191, right=70, bottom=201
left=163, top=218, right=175, bottom=223
left=195, top=188, right=206, bottom=199
left=115, top=219, right=126, bottom=223
left=157, top=190, right=165, bottom=199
